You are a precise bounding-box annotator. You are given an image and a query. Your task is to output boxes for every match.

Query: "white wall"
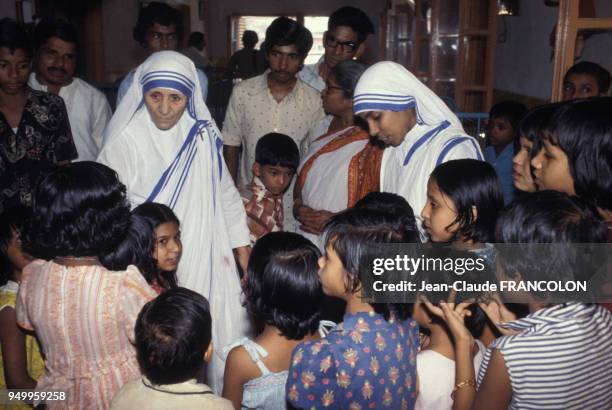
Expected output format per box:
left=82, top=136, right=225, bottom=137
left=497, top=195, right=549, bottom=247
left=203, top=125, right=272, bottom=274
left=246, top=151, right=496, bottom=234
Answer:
left=494, top=0, right=612, bottom=100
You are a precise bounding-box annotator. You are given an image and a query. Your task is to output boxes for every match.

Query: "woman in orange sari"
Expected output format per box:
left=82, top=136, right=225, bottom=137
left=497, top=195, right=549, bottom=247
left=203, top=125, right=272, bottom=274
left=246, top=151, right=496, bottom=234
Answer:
left=294, top=60, right=383, bottom=249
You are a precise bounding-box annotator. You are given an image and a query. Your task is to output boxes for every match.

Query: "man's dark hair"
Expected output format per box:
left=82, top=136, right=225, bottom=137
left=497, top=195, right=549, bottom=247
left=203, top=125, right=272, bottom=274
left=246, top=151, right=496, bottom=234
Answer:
left=244, top=232, right=322, bottom=339
left=263, top=17, right=312, bottom=57
left=135, top=288, right=212, bottom=385
left=546, top=97, right=612, bottom=212
left=133, top=1, right=183, bottom=45
left=24, top=161, right=130, bottom=260
left=328, top=6, right=374, bottom=43
left=255, top=133, right=300, bottom=172
left=187, top=31, right=205, bottom=48
left=33, top=18, right=78, bottom=51
left=564, top=61, right=611, bottom=95
left=0, top=18, right=32, bottom=58
left=242, top=30, right=258, bottom=48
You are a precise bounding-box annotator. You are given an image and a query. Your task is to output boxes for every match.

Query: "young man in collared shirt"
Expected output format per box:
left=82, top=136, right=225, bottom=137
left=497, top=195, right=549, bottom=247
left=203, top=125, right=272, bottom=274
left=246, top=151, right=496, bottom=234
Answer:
left=29, top=18, right=111, bottom=162
left=223, top=17, right=324, bottom=230
left=299, top=6, right=374, bottom=92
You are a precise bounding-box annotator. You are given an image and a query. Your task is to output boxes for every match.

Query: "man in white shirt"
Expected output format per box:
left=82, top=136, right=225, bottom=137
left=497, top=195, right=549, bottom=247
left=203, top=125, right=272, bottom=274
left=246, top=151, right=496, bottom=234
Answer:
left=29, top=18, right=111, bottom=162
left=223, top=17, right=324, bottom=230
left=116, top=2, right=208, bottom=106
left=299, top=6, right=374, bottom=92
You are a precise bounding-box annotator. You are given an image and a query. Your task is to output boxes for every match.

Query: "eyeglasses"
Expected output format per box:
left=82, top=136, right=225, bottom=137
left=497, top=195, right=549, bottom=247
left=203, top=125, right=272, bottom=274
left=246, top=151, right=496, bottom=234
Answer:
left=324, top=34, right=358, bottom=53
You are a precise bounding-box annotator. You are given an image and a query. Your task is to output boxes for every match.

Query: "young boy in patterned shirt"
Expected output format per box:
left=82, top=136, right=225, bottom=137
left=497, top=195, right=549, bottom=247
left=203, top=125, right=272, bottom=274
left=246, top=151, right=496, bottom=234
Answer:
left=240, top=133, right=299, bottom=244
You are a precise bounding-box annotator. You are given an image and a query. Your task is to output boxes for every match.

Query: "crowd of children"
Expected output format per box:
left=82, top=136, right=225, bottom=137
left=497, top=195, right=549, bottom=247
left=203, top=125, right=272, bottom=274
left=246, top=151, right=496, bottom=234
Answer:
left=1, top=35, right=612, bottom=410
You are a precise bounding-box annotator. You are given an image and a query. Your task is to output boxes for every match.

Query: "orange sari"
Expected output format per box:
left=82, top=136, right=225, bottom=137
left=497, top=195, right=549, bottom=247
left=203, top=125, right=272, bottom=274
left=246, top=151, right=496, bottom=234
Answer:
left=296, top=126, right=383, bottom=207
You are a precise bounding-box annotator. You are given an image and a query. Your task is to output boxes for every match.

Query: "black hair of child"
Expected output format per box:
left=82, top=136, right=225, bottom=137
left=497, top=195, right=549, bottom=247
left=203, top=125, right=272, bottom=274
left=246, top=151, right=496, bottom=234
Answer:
left=24, top=162, right=130, bottom=260
left=255, top=133, right=300, bottom=172
left=353, top=191, right=419, bottom=242
left=244, top=232, right=322, bottom=339
left=135, top=287, right=212, bottom=385
left=489, top=100, right=527, bottom=151
left=518, top=102, right=563, bottom=160
left=99, top=213, right=158, bottom=282
left=132, top=202, right=180, bottom=289
left=328, top=6, right=375, bottom=43
left=0, top=205, right=31, bottom=286
left=133, top=1, right=183, bottom=45
left=323, top=208, right=421, bottom=321
left=495, top=190, right=608, bottom=300
left=430, top=159, right=504, bottom=243
left=547, top=97, right=612, bottom=212
left=262, top=17, right=313, bottom=57
left=0, top=18, right=32, bottom=58
left=564, top=61, right=611, bottom=95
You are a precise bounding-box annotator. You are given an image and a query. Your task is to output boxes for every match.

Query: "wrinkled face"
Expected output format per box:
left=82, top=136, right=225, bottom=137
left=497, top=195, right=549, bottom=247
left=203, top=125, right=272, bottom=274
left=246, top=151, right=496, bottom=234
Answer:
left=35, top=36, right=76, bottom=87
left=562, top=73, right=601, bottom=101
left=266, top=44, right=303, bottom=84
left=359, top=109, right=417, bottom=147
left=253, top=163, right=294, bottom=197
left=512, top=136, right=537, bottom=192
left=487, top=116, right=515, bottom=148
left=144, top=23, right=178, bottom=54
left=144, top=87, right=188, bottom=130
left=153, top=222, right=182, bottom=272
left=323, top=25, right=363, bottom=68
left=318, top=244, right=348, bottom=298
left=0, top=47, right=30, bottom=95
left=321, top=73, right=351, bottom=116
left=420, top=177, right=459, bottom=243
left=531, top=138, right=575, bottom=194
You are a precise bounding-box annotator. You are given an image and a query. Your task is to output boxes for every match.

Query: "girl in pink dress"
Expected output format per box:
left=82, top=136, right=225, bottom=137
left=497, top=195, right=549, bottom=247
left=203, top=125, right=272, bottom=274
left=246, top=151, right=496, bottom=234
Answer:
left=16, top=162, right=157, bottom=409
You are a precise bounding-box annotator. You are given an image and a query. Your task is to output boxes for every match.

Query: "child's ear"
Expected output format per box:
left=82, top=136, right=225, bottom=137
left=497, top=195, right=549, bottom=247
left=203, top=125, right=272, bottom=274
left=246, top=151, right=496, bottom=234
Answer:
left=252, top=162, right=262, bottom=177
left=204, top=341, right=213, bottom=363
left=471, top=205, right=478, bottom=223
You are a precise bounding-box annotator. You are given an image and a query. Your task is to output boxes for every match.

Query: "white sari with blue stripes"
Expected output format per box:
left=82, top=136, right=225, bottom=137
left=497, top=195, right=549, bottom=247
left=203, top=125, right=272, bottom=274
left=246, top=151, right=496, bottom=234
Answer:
left=98, top=51, right=250, bottom=393
left=353, top=61, right=483, bottom=239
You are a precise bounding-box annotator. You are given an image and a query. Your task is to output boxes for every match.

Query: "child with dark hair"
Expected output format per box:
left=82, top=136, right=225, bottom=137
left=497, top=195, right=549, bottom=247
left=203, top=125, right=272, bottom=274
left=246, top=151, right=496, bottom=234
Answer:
left=562, top=61, right=611, bottom=101
left=132, top=202, right=181, bottom=293
left=353, top=191, right=419, bottom=240
left=413, top=249, right=488, bottom=410
left=532, top=98, right=612, bottom=224
left=223, top=232, right=323, bottom=409
left=101, top=203, right=181, bottom=295
left=111, top=287, right=232, bottom=409
left=428, top=191, right=612, bottom=410
left=286, top=209, right=420, bottom=409
left=485, top=101, right=527, bottom=204
left=513, top=103, right=561, bottom=193
left=421, top=159, right=504, bottom=262
left=0, top=206, right=44, bottom=397
left=240, top=133, right=300, bottom=244
left=16, top=161, right=157, bottom=409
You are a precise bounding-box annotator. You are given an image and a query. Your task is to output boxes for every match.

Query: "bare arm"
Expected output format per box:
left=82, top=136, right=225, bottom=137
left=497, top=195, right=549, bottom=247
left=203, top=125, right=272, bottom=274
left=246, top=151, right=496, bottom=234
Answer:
left=222, top=347, right=250, bottom=410
left=0, top=307, right=36, bottom=389
left=471, top=349, right=512, bottom=410
left=223, top=145, right=240, bottom=184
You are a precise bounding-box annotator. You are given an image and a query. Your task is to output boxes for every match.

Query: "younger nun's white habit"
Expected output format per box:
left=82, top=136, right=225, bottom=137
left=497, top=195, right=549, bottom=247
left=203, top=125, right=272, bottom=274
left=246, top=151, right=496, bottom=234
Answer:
left=98, top=51, right=250, bottom=393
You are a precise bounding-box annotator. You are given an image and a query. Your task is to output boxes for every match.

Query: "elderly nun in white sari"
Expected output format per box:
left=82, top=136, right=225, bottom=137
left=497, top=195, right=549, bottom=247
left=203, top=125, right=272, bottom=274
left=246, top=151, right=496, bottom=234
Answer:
left=98, top=51, right=250, bottom=393
left=353, top=61, right=483, bottom=240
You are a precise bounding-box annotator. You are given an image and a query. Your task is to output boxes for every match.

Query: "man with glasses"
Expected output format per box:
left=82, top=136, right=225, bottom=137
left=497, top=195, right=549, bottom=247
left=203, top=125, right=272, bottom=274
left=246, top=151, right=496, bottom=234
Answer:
left=115, top=2, right=208, bottom=106
left=299, top=6, right=374, bottom=92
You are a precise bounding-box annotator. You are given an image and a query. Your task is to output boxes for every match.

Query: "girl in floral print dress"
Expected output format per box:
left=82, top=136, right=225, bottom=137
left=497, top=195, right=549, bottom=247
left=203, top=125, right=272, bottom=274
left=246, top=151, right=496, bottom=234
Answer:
left=286, top=209, right=421, bottom=409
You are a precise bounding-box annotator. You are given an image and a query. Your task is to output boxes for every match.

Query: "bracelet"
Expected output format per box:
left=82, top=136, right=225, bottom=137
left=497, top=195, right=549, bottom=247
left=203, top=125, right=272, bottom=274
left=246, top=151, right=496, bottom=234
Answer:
left=451, top=379, right=476, bottom=399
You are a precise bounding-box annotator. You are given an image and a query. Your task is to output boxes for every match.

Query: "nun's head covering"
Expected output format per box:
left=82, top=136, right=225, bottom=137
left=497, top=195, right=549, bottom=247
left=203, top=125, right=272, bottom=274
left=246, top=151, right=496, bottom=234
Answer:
left=353, top=61, right=462, bottom=130
left=103, top=50, right=214, bottom=147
